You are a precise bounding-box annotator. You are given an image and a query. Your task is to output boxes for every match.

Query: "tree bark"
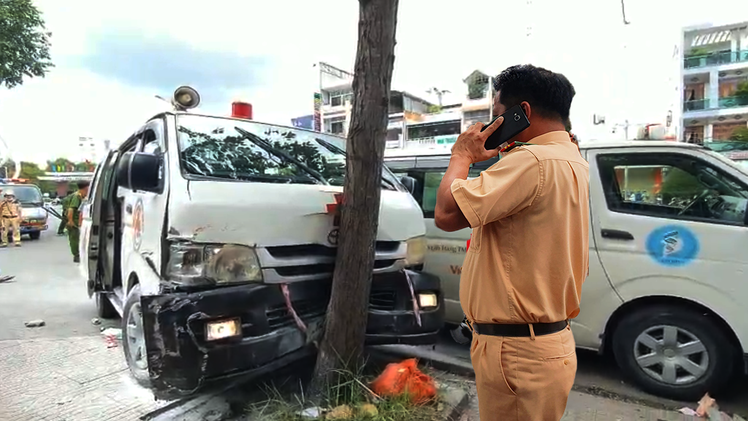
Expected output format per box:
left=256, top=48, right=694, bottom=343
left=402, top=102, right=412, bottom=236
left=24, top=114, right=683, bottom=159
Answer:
left=310, top=0, right=399, bottom=397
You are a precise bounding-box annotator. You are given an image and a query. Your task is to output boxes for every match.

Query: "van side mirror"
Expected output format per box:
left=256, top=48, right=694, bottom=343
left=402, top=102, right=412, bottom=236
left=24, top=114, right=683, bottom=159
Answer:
left=117, top=152, right=162, bottom=193
left=400, top=176, right=417, bottom=195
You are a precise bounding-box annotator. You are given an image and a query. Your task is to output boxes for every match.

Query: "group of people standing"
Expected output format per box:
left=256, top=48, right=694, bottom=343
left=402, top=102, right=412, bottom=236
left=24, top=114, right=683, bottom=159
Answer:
left=57, top=180, right=89, bottom=262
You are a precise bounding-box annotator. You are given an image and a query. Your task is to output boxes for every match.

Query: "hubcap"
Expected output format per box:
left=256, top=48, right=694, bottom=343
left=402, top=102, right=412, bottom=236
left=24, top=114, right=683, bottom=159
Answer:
left=633, top=325, right=709, bottom=385
left=126, top=303, right=148, bottom=371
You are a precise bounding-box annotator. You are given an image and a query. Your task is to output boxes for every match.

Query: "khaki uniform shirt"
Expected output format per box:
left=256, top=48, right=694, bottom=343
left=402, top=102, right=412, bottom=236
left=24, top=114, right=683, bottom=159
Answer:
left=0, top=200, right=20, bottom=218
left=451, top=131, right=590, bottom=324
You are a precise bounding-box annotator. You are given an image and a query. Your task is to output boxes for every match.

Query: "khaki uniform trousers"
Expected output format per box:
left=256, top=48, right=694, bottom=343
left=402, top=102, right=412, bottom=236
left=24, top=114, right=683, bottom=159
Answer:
left=470, top=324, right=576, bottom=421
left=1, top=216, right=21, bottom=245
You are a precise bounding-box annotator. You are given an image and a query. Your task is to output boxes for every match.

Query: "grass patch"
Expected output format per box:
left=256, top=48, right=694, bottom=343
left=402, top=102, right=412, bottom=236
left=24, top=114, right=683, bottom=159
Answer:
left=245, top=364, right=443, bottom=421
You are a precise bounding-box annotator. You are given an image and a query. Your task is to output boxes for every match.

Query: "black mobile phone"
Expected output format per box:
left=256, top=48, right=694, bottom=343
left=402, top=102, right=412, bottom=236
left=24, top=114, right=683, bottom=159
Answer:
left=482, top=104, right=531, bottom=150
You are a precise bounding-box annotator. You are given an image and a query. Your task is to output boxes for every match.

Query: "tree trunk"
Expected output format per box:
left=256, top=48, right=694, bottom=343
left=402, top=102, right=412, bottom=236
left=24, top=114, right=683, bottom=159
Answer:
left=310, top=0, right=399, bottom=398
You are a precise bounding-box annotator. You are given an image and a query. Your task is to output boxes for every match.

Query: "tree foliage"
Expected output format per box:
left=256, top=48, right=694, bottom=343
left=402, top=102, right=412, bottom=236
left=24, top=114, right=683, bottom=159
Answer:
left=731, top=127, right=748, bottom=142
left=0, top=0, right=54, bottom=89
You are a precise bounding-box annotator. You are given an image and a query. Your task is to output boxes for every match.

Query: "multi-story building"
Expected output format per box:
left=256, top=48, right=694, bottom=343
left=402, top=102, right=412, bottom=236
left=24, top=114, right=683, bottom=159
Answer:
left=680, top=21, right=748, bottom=144
left=316, top=62, right=437, bottom=148
left=314, top=64, right=499, bottom=152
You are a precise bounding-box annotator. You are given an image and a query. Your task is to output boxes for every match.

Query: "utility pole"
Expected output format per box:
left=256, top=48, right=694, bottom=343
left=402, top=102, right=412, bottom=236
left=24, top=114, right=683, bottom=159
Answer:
left=620, top=0, right=631, bottom=25
left=427, top=87, right=449, bottom=106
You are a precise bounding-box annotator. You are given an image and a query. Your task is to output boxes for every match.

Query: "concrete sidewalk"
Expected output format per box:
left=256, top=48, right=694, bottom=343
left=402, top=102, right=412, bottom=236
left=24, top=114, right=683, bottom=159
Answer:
left=0, top=336, right=170, bottom=421
left=458, top=390, right=700, bottom=421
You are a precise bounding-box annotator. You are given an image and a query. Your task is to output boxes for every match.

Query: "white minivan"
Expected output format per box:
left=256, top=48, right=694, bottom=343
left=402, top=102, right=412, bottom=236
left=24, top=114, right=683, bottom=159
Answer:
left=79, top=88, right=444, bottom=398
left=385, top=140, right=748, bottom=401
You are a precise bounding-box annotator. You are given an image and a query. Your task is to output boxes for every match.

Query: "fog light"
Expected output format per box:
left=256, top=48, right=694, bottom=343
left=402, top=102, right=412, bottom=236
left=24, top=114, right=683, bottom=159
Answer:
left=205, top=318, right=241, bottom=341
left=418, top=293, right=438, bottom=309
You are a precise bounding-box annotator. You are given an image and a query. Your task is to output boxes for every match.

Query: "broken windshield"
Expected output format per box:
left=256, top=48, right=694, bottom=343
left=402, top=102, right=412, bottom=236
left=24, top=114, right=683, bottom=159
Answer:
left=176, top=114, right=401, bottom=190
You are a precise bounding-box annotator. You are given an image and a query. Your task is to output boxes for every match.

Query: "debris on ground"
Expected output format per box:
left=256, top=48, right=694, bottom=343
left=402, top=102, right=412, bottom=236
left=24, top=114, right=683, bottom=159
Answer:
left=101, top=328, right=122, bottom=339
left=370, top=358, right=437, bottom=405
left=101, top=328, right=122, bottom=348
left=91, top=318, right=101, bottom=325
left=325, top=405, right=354, bottom=420
left=0, top=275, right=15, bottom=283
left=296, top=407, right=324, bottom=418
left=676, top=393, right=744, bottom=420
left=24, top=320, right=45, bottom=328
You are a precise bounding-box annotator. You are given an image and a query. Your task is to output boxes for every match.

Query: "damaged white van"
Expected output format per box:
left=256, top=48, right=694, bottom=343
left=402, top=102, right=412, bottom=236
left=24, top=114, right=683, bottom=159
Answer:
left=79, top=87, right=444, bottom=398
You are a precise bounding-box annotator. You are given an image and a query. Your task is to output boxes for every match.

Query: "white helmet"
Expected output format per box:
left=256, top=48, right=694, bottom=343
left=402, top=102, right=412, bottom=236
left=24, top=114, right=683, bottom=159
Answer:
left=3, top=189, right=14, bottom=197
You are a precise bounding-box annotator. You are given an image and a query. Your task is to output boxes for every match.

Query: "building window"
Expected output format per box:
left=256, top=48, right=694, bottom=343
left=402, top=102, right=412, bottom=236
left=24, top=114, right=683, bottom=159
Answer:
left=407, top=121, right=461, bottom=140
left=597, top=152, right=748, bottom=225
left=463, top=110, right=491, bottom=127
left=386, top=128, right=402, bottom=141
left=330, top=121, right=345, bottom=134
left=329, top=91, right=352, bottom=107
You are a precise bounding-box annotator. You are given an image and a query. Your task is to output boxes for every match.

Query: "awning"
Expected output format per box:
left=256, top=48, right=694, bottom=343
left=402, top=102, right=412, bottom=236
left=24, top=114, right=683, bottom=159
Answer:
left=691, top=30, right=732, bottom=47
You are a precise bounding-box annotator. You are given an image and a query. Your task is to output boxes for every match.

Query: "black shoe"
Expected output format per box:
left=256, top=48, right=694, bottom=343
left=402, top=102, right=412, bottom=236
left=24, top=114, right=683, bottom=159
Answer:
left=73, top=255, right=80, bottom=263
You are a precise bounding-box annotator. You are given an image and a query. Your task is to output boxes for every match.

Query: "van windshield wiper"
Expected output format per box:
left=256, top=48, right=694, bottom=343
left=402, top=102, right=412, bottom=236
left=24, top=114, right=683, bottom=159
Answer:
left=234, top=127, right=329, bottom=185
left=314, top=138, right=397, bottom=190
left=314, top=138, right=347, bottom=156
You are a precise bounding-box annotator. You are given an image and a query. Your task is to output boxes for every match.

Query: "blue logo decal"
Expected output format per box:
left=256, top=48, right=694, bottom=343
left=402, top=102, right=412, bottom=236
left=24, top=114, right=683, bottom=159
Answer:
left=645, top=225, right=699, bottom=267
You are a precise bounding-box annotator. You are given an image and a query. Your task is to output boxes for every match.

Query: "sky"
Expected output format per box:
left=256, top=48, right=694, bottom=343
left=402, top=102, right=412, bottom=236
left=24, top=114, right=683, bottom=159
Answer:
left=0, top=0, right=744, bottom=165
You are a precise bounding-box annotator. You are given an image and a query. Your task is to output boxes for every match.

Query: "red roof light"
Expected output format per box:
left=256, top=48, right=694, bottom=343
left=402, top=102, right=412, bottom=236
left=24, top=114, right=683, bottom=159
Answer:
left=232, top=102, right=253, bottom=120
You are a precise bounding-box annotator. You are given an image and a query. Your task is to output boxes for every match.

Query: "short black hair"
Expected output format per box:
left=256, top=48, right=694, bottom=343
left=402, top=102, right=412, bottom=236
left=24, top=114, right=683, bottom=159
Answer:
left=77, top=181, right=90, bottom=189
left=493, top=64, right=575, bottom=122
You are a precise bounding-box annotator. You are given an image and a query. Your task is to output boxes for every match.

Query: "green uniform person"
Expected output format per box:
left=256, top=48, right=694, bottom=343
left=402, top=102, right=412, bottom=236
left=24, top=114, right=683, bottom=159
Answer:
left=57, top=190, right=75, bottom=235
left=67, top=181, right=90, bottom=263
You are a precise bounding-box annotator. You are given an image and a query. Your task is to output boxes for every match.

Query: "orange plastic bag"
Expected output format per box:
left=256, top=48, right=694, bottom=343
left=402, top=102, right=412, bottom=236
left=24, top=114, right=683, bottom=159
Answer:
left=370, top=358, right=437, bottom=405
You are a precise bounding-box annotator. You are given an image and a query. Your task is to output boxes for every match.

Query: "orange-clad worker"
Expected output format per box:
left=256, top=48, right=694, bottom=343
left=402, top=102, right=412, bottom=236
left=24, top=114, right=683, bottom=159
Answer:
left=435, top=64, right=590, bottom=421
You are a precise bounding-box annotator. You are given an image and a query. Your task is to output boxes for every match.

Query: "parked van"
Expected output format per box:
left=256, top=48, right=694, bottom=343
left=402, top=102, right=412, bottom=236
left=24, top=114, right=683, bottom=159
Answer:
left=385, top=140, right=748, bottom=401
left=0, top=182, right=48, bottom=240
left=80, top=87, right=444, bottom=398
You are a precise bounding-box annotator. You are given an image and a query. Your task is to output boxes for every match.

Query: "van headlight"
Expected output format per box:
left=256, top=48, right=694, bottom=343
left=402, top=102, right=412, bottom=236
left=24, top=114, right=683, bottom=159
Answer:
left=166, top=243, right=262, bottom=285
left=405, top=236, right=426, bottom=266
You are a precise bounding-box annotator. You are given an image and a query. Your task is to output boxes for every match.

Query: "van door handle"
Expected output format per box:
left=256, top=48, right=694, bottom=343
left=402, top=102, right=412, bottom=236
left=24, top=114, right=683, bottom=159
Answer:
left=601, top=229, right=634, bottom=241
left=125, top=204, right=133, bottom=214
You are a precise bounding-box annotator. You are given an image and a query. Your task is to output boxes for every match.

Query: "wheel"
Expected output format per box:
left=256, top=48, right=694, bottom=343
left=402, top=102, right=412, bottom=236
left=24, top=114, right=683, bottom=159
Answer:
left=96, top=292, right=118, bottom=319
left=122, top=284, right=151, bottom=387
left=29, top=232, right=41, bottom=240
left=612, top=304, right=735, bottom=401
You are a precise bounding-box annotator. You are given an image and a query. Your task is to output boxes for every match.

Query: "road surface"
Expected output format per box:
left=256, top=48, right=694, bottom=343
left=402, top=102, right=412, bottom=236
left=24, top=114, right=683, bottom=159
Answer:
left=0, top=221, right=169, bottom=420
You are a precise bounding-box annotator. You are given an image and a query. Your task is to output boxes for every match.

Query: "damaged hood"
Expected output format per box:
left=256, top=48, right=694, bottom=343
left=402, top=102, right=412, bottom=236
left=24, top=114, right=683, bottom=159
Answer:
left=168, top=180, right=425, bottom=246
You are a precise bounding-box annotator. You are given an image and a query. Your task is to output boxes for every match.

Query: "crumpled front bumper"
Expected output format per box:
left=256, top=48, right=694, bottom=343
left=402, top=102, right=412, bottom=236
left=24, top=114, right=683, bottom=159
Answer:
left=140, top=269, right=444, bottom=398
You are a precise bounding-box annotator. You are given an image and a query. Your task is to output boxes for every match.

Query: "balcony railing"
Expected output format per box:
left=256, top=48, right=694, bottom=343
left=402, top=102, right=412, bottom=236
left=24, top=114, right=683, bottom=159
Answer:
left=684, top=50, right=748, bottom=69
left=683, top=96, right=748, bottom=112
left=718, top=95, right=748, bottom=108
left=683, top=99, right=707, bottom=111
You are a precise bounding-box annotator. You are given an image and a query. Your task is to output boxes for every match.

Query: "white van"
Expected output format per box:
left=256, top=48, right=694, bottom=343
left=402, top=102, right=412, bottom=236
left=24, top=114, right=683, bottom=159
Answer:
left=385, top=140, right=748, bottom=401
left=79, top=88, right=444, bottom=398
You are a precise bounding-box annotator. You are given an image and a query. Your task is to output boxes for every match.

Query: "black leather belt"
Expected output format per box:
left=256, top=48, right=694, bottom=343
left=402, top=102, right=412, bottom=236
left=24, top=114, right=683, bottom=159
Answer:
left=2, top=216, right=17, bottom=219
left=473, top=320, right=568, bottom=337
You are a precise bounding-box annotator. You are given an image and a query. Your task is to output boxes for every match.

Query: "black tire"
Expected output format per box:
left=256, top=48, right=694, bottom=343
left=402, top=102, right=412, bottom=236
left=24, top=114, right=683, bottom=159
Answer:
left=29, top=232, right=41, bottom=240
left=122, top=284, right=151, bottom=387
left=612, top=304, right=735, bottom=401
left=96, top=292, right=118, bottom=319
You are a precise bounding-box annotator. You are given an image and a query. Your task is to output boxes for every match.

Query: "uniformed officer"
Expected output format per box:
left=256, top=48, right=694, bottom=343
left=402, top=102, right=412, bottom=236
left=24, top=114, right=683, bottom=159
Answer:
left=1, top=190, right=23, bottom=247
left=66, top=181, right=90, bottom=262
left=57, top=189, right=75, bottom=235
left=435, top=64, right=589, bottom=421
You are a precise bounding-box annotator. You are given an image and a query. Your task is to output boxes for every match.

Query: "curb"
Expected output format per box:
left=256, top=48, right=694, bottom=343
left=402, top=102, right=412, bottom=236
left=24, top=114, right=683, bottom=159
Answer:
left=367, top=344, right=693, bottom=415
left=141, top=393, right=232, bottom=421
left=368, top=345, right=475, bottom=378
left=443, top=388, right=470, bottom=421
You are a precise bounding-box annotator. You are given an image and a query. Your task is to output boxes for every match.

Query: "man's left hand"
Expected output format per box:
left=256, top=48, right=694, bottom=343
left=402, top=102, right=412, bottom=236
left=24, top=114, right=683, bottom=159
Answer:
left=450, top=116, right=504, bottom=164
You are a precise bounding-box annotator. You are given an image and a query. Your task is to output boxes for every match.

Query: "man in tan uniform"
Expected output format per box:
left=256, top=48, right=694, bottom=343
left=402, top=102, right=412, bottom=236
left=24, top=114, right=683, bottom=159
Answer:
left=1, top=190, right=23, bottom=247
left=435, top=64, right=589, bottom=421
